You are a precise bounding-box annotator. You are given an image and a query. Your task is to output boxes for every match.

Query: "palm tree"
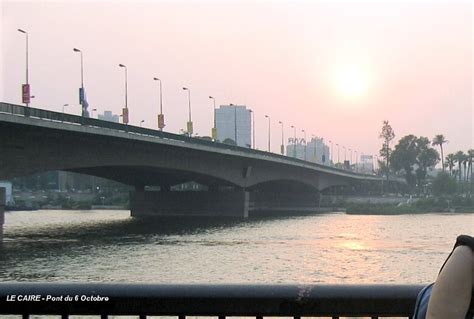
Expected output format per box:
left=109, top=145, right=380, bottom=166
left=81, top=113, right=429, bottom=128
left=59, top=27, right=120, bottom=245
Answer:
left=445, top=153, right=456, bottom=176
left=454, top=151, right=466, bottom=182
left=432, top=135, right=448, bottom=171
left=468, top=149, right=474, bottom=183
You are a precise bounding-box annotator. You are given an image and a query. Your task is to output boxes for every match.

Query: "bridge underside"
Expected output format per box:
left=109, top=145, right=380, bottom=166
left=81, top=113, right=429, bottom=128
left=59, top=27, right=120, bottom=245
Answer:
left=0, top=115, right=366, bottom=218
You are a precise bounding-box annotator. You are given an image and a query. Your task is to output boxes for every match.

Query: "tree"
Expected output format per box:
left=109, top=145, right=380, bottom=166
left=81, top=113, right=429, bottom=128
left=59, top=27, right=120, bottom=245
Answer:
left=468, top=149, right=474, bottom=183
left=390, top=135, right=439, bottom=192
left=445, top=153, right=456, bottom=176
left=432, top=171, right=457, bottom=197
left=379, top=121, right=395, bottom=182
left=432, top=135, right=448, bottom=171
left=454, top=151, right=466, bottom=182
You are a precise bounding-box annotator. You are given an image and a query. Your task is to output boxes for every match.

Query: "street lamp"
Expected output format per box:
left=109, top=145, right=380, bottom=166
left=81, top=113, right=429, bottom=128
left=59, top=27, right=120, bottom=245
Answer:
left=301, top=129, right=306, bottom=160
left=355, top=150, right=358, bottom=172
left=73, top=48, right=87, bottom=116
left=153, top=77, right=164, bottom=130
left=62, top=103, right=68, bottom=114
left=265, top=115, right=270, bottom=152
left=91, top=108, right=97, bottom=118
left=291, top=125, right=297, bottom=158
left=249, top=110, right=255, bottom=149
left=278, top=121, right=284, bottom=155
left=118, top=64, right=128, bottom=124
left=182, top=87, right=192, bottom=136
left=349, top=148, right=352, bottom=165
left=343, top=146, right=346, bottom=163
left=336, top=143, right=340, bottom=164
left=17, top=28, right=30, bottom=109
left=140, top=120, right=145, bottom=127
left=312, top=134, right=317, bottom=162
left=329, top=140, right=333, bottom=165
left=209, top=96, right=216, bottom=140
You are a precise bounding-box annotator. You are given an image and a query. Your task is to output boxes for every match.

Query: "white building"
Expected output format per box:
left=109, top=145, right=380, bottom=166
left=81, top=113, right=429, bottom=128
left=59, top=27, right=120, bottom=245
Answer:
left=98, top=111, right=120, bottom=123
left=358, top=155, right=374, bottom=174
left=0, top=181, right=14, bottom=205
left=286, top=137, right=330, bottom=164
left=215, top=105, right=251, bottom=148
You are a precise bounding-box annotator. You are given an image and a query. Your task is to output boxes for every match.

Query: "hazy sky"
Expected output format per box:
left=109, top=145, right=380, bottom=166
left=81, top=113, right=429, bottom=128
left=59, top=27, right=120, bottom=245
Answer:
left=1, top=0, right=472, bottom=160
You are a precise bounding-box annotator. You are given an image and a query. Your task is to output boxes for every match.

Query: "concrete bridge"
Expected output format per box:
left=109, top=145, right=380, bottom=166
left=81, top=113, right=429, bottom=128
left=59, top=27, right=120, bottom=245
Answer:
left=0, top=102, right=382, bottom=220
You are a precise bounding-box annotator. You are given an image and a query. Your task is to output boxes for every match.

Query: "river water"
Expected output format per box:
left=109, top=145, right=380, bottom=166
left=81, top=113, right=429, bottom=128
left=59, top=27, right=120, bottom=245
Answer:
left=0, top=210, right=472, bottom=284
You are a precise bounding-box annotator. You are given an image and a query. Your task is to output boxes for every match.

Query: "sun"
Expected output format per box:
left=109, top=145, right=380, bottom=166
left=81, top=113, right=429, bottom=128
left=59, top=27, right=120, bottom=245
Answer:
left=332, top=64, right=370, bottom=99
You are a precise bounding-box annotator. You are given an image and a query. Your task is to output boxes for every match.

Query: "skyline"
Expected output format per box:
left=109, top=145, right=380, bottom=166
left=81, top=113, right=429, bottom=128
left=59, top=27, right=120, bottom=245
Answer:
left=1, top=0, right=472, bottom=160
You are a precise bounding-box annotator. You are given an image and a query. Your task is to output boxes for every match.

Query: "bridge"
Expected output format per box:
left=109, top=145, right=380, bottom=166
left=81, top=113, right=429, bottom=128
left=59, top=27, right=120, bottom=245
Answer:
left=0, top=102, right=384, bottom=220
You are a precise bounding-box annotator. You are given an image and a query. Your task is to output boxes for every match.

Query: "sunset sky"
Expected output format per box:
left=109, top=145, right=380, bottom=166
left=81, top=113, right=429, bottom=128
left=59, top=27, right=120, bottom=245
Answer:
left=1, top=0, right=472, bottom=161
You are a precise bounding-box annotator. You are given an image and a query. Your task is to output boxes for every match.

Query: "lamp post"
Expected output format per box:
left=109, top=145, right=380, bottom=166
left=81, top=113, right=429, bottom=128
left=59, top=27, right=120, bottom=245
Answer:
left=265, top=115, right=270, bottom=152
left=153, top=77, right=164, bottom=130
left=329, top=140, right=333, bottom=165
left=209, top=96, right=216, bottom=140
left=278, top=121, right=284, bottom=155
left=62, top=103, right=68, bottom=114
left=291, top=125, right=297, bottom=158
left=250, top=110, right=255, bottom=149
left=355, top=150, right=358, bottom=172
left=312, top=134, right=317, bottom=162
left=140, top=120, right=145, bottom=127
left=17, top=29, right=30, bottom=109
left=118, top=64, right=128, bottom=124
left=182, top=87, right=192, bottom=136
left=73, top=48, right=86, bottom=116
left=301, top=129, right=306, bottom=161
left=91, top=108, right=97, bottom=118
left=336, top=143, right=340, bottom=164
left=349, top=148, right=352, bottom=165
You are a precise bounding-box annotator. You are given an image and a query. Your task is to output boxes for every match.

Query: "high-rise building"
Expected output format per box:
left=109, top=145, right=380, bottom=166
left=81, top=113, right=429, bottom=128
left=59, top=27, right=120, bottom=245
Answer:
left=98, top=111, right=120, bottom=123
left=286, top=137, right=329, bottom=164
left=215, top=105, right=251, bottom=148
left=359, top=155, right=374, bottom=174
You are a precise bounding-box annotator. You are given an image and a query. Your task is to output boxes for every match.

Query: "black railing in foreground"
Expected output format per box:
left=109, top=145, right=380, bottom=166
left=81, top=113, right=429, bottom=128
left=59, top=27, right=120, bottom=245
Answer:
left=0, top=283, right=469, bottom=319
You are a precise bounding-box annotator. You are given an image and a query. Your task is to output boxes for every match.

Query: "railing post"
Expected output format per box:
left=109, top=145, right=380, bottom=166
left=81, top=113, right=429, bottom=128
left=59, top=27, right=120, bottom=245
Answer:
left=0, top=187, right=5, bottom=243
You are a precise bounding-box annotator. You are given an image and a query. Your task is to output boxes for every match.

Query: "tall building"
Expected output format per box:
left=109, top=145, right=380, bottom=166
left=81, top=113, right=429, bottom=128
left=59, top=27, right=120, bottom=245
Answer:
left=98, top=111, right=120, bottom=123
left=358, top=155, right=374, bottom=174
left=286, top=137, right=329, bottom=164
left=215, top=105, right=251, bottom=148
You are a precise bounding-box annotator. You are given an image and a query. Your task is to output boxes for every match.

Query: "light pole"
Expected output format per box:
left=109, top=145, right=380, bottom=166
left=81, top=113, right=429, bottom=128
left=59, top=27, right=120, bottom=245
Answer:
left=349, top=148, right=352, bottom=165
left=336, top=143, right=340, bottom=164
left=312, top=134, right=317, bottom=162
left=343, top=146, right=346, bottom=162
left=250, top=110, right=255, bottom=149
left=62, top=103, right=68, bottom=114
left=118, top=64, right=128, bottom=124
left=301, top=129, right=306, bottom=160
left=140, top=120, right=145, bottom=127
left=182, top=87, right=192, bottom=136
left=329, top=140, right=333, bottom=165
left=91, top=108, right=97, bottom=118
left=291, top=125, right=296, bottom=158
left=153, top=77, right=164, bottom=130
left=265, top=115, right=270, bottom=152
left=278, top=121, right=284, bottom=155
left=209, top=96, right=216, bottom=140
left=355, top=150, right=358, bottom=172
left=18, top=29, right=30, bottom=109
left=73, top=48, right=86, bottom=116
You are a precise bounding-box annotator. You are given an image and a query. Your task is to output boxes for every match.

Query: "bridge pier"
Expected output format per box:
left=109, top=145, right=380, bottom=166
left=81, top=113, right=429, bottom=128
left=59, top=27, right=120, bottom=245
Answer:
left=250, top=191, right=321, bottom=216
left=0, top=187, right=5, bottom=242
left=130, top=189, right=249, bottom=218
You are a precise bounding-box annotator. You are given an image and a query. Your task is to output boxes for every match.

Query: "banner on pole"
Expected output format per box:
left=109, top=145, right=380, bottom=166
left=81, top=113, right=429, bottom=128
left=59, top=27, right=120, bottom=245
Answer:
left=79, top=88, right=84, bottom=104
left=187, top=121, right=193, bottom=136
left=158, top=114, right=165, bottom=129
left=122, top=108, right=129, bottom=124
left=22, top=84, right=30, bottom=104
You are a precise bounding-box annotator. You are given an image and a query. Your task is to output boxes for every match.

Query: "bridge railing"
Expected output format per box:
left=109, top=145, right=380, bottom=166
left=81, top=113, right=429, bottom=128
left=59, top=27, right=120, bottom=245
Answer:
left=0, top=283, right=454, bottom=318
left=0, top=102, right=378, bottom=179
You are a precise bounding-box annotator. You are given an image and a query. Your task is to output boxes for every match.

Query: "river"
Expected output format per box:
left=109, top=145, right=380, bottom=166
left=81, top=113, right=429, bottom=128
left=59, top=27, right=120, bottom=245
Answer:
left=0, top=210, right=472, bottom=284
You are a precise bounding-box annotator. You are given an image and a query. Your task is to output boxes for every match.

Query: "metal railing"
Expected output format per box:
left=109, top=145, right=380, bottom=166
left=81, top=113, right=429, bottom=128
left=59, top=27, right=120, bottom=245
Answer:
left=0, top=102, right=381, bottom=180
left=0, top=283, right=456, bottom=318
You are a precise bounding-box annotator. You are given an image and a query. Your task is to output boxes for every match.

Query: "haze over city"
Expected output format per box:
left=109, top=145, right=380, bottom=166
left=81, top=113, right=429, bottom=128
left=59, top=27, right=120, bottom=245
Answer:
left=1, top=0, right=472, bottom=158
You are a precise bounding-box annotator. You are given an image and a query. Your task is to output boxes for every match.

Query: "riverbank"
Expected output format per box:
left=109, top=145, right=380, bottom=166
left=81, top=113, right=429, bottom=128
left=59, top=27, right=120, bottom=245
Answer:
left=345, top=203, right=474, bottom=215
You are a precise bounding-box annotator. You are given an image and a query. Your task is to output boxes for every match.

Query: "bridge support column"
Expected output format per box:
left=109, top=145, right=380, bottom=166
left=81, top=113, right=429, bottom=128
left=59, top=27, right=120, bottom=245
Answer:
left=130, top=189, right=249, bottom=218
left=0, top=187, right=5, bottom=242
